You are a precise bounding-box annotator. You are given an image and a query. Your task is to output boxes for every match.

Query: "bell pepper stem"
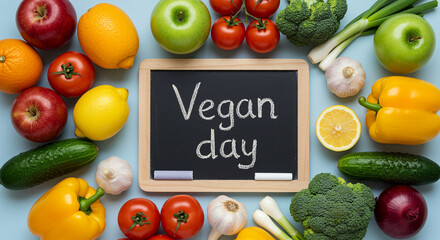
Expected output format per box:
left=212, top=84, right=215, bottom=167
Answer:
left=79, top=187, right=105, bottom=215
left=358, top=96, right=382, bottom=112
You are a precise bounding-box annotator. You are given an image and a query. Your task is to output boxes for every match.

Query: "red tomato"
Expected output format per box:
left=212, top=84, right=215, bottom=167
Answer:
left=47, top=51, right=95, bottom=98
left=211, top=16, right=245, bottom=50
left=148, top=235, right=174, bottom=240
left=246, top=19, right=280, bottom=53
left=161, top=195, right=204, bottom=239
left=210, top=0, right=243, bottom=16
left=245, top=0, right=280, bottom=18
left=118, top=198, right=161, bottom=240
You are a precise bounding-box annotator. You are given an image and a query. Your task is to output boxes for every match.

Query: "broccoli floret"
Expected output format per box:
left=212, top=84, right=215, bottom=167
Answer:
left=327, top=0, right=347, bottom=20
left=290, top=173, right=375, bottom=240
left=276, top=0, right=347, bottom=46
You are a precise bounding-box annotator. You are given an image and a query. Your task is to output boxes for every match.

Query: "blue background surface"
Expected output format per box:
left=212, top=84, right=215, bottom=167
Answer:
left=0, top=0, right=439, bottom=239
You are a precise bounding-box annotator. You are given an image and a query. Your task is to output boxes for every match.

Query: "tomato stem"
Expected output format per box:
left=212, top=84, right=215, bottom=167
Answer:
left=232, top=5, right=245, bottom=18
left=173, top=210, right=189, bottom=237
left=253, top=0, right=263, bottom=11
left=50, top=63, right=83, bottom=79
left=251, top=18, right=268, bottom=30
left=244, top=8, right=267, bottom=30
left=244, top=8, right=260, bottom=21
left=127, top=212, right=151, bottom=233
left=0, top=56, right=5, bottom=63
left=223, top=15, right=242, bottom=27
left=230, top=0, right=238, bottom=8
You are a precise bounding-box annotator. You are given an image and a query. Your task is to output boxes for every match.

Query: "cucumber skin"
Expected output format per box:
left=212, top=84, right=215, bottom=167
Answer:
left=0, top=138, right=98, bottom=190
left=338, top=152, right=440, bottom=185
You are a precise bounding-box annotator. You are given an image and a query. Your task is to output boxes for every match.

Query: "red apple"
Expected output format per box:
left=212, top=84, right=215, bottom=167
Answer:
left=11, top=87, right=67, bottom=142
left=16, top=0, right=77, bottom=50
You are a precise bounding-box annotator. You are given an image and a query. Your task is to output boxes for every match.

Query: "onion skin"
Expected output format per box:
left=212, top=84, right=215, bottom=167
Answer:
left=375, top=185, right=427, bottom=239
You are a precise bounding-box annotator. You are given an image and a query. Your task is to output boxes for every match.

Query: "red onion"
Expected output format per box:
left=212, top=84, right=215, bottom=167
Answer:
left=375, top=185, right=427, bottom=239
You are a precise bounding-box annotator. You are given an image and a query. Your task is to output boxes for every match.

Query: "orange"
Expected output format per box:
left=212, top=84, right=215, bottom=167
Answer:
left=77, top=3, right=139, bottom=69
left=0, top=39, right=43, bottom=94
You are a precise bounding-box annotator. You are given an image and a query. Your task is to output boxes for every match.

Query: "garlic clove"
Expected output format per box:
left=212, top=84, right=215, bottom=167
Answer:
left=95, top=156, right=133, bottom=195
left=325, top=56, right=366, bottom=98
left=208, top=229, right=223, bottom=240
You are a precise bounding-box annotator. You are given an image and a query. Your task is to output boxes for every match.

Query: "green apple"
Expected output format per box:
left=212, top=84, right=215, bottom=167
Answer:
left=150, top=0, right=211, bottom=54
left=374, top=13, right=436, bottom=74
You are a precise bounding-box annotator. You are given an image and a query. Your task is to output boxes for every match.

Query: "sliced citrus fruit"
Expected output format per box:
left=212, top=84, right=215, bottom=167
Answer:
left=316, top=105, right=361, bottom=152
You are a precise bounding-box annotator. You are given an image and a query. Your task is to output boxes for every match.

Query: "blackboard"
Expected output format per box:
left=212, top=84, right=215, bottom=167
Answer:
left=139, top=59, right=309, bottom=192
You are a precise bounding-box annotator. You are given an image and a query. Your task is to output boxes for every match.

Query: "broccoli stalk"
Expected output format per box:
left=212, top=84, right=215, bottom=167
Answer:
left=308, top=0, right=438, bottom=64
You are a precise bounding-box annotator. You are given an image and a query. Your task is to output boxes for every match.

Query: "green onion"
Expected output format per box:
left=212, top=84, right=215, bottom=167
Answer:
left=260, top=196, right=305, bottom=240
left=253, top=209, right=293, bottom=240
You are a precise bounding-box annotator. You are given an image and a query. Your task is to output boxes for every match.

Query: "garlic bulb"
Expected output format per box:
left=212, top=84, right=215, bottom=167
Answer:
left=207, top=195, right=248, bottom=240
left=325, top=56, right=366, bottom=98
left=95, top=156, right=133, bottom=195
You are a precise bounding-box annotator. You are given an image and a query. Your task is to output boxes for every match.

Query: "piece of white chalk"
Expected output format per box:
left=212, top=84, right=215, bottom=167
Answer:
left=154, top=171, right=193, bottom=180
left=255, top=173, right=293, bottom=181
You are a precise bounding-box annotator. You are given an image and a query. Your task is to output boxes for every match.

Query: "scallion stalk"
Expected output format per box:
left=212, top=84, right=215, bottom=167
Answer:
left=259, top=196, right=305, bottom=240
left=253, top=209, right=293, bottom=240
left=319, top=29, right=377, bottom=71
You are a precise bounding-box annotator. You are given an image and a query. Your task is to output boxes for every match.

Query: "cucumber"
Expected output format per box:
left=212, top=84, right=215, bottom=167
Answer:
left=338, top=152, right=440, bottom=185
left=0, top=138, right=98, bottom=190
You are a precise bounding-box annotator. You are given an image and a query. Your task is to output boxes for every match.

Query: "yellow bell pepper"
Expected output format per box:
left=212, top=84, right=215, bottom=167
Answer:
left=235, top=227, right=275, bottom=240
left=28, top=178, right=106, bottom=240
left=359, top=76, right=440, bottom=145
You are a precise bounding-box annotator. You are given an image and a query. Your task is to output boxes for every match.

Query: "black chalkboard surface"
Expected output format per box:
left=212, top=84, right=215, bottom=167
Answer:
left=139, top=59, right=309, bottom=192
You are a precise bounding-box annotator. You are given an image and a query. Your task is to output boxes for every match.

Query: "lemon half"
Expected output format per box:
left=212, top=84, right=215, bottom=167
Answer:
left=316, top=105, right=361, bottom=152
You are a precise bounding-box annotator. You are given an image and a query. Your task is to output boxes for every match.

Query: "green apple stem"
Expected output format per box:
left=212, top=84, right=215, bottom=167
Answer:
left=409, top=36, right=423, bottom=42
left=0, top=56, right=5, bottom=63
left=177, top=11, right=184, bottom=22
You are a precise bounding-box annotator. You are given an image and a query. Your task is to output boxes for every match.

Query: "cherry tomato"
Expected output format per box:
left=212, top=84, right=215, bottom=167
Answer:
left=118, top=198, right=161, bottom=240
left=246, top=19, right=280, bottom=53
left=161, top=195, right=204, bottom=239
left=47, top=51, right=95, bottom=98
left=210, top=0, right=243, bottom=16
left=148, top=235, right=174, bottom=240
left=211, top=16, right=245, bottom=50
left=245, top=0, right=280, bottom=18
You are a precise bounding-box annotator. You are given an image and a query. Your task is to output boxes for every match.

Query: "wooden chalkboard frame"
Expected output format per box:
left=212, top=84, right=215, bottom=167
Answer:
left=139, top=59, right=309, bottom=192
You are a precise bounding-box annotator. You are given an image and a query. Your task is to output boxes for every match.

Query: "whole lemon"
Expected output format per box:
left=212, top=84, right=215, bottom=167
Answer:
left=77, top=3, right=139, bottom=69
left=73, top=85, right=129, bottom=141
